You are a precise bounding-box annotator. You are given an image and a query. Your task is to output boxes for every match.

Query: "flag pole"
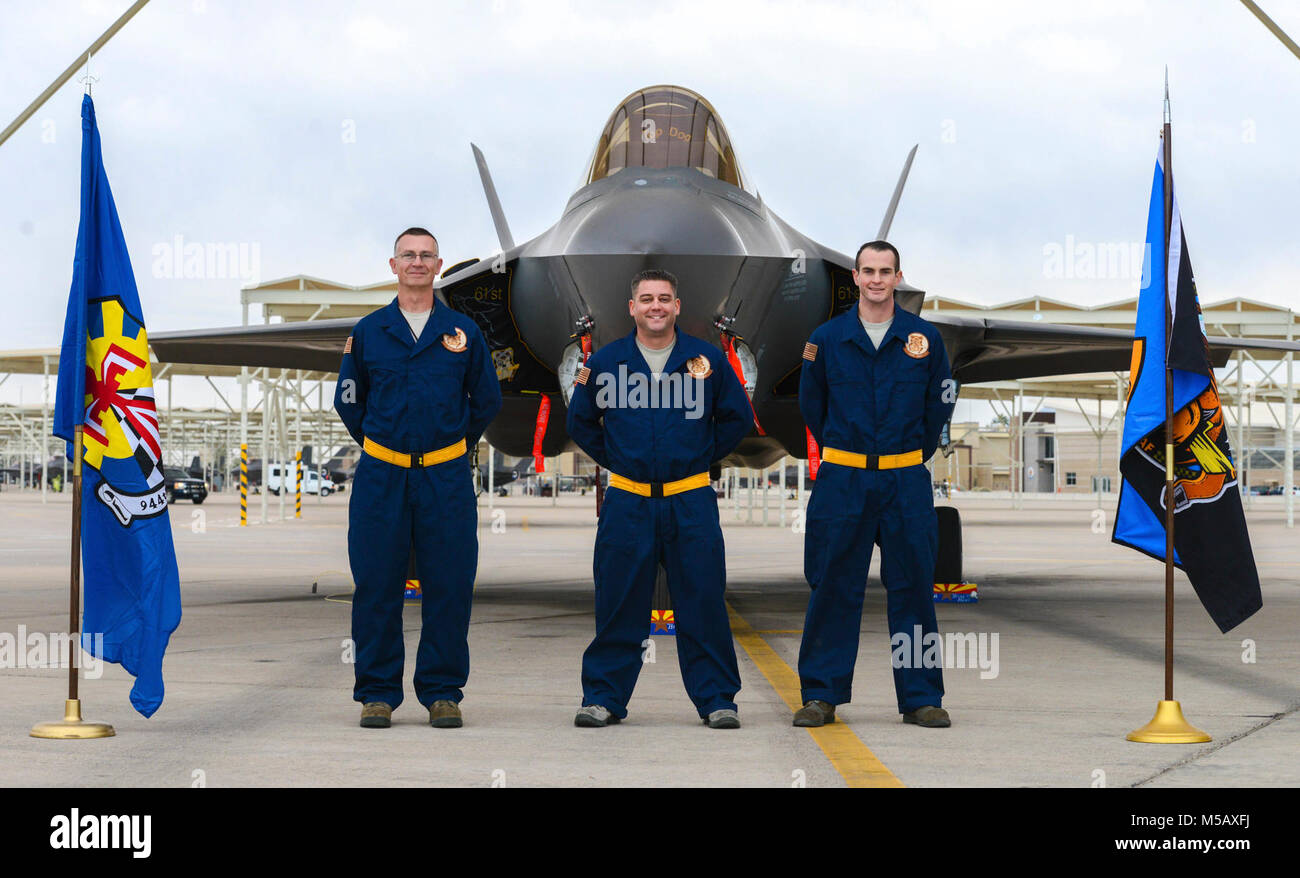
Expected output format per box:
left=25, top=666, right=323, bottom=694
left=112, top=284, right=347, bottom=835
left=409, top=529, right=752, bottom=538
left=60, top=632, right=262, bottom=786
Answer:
left=1127, top=73, right=1211, bottom=743
left=31, top=425, right=115, bottom=738
left=1163, top=76, right=1175, bottom=705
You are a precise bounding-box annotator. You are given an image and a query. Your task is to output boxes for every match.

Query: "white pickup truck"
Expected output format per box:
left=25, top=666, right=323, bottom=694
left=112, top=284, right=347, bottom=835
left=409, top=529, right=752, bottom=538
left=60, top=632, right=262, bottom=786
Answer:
left=265, top=463, right=334, bottom=496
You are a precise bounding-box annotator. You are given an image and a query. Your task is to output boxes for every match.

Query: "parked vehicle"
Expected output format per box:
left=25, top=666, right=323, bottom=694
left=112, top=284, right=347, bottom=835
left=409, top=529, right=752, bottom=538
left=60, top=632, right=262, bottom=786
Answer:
left=265, top=463, right=333, bottom=496
left=163, top=466, right=208, bottom=504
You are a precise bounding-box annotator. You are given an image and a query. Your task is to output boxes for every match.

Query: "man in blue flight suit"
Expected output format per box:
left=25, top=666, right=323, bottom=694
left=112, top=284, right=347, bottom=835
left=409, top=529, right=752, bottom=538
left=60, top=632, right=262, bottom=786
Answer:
left=566, top=269, right=753, bottom=729
left=334, top=227, right=502, bottom=729
left=795, top=240, right=957, bottom=729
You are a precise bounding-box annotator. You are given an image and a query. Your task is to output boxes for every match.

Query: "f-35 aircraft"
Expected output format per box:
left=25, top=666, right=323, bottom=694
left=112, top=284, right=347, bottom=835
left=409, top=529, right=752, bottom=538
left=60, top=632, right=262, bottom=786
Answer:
left=105, top=84, right=1300, bottom=580
left=151, top=84, right=1296, bottom=473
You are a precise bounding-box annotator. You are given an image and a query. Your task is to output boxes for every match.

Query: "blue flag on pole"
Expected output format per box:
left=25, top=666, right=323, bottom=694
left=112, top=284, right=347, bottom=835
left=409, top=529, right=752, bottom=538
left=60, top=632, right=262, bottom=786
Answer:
left=1111, top=137, right=1261, bottom=633
left=53, top=95, right=182, bottom=717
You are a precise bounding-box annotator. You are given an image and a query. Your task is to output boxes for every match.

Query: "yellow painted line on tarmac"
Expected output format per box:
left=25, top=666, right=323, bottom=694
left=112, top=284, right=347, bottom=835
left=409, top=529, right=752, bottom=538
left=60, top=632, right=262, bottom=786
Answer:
left=727, top=603, right=904, bottom=789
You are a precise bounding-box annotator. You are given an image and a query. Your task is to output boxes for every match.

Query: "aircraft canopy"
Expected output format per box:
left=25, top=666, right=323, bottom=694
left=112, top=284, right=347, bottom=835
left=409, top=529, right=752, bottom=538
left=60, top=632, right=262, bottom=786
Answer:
left=586, top=85, right=747, bottom=191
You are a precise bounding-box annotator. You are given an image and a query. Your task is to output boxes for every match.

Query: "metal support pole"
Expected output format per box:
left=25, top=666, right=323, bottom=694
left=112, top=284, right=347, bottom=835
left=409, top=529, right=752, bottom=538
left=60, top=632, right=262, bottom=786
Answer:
left=1014, top=382, right=1023, bottom=509
left=295, top=368, right=303, bottom=508
left=240, top=302, right=249, bottom=526
left=278, top=370, right=288, bottom=522
left=42, top=356, right=49, bottom=502
left=1117, top=376, right=1125, bottom=487
left=1237, top=350, right=1247, bottom=510
left=779, top=455, right=787, bottom=528
left=762, top=463, right=770, bottom=526
left=260, top=373, right=268, bottom=525
left=1286, top=335, right=1294, bottom=528
left=1097, top=396, right=1103, bottom=507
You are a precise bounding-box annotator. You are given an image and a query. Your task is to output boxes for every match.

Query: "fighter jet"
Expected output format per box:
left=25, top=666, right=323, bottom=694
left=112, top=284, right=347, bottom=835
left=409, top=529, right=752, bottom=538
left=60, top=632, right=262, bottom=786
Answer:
left=151, top=84, right=1297, bottom=470
left=148, top=85, right=1298, bottom=577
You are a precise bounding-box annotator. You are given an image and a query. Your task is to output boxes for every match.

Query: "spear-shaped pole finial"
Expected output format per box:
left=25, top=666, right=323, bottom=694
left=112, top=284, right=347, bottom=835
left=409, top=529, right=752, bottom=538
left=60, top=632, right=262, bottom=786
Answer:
left=1163, top=66, right=1170, bottom=125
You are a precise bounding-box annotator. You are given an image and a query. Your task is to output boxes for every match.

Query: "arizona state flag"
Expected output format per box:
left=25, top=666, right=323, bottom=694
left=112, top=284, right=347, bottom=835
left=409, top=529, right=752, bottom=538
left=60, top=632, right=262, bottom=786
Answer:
left=53, top=95, right=182, bottom=717
left=1112, top=138, right=1261, bottom=633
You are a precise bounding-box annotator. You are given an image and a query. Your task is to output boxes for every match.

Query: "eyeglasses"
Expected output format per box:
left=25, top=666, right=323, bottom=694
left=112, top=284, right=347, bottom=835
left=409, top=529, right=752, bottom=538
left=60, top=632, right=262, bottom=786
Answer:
left=397, top=252, right=440, bottom=263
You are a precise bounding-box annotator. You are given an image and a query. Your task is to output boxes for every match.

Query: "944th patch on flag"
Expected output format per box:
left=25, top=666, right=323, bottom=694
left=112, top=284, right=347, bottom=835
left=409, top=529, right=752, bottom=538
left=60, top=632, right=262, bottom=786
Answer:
left=53, top=95, right=182, bottom=718
left=1111, top=137, right=1262, bottom=634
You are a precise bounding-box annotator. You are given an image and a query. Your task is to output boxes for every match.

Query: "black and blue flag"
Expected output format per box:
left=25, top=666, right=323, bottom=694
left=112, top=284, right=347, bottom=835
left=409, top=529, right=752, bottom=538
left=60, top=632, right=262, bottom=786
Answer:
left=1112, top=138, right=1261, bottom=633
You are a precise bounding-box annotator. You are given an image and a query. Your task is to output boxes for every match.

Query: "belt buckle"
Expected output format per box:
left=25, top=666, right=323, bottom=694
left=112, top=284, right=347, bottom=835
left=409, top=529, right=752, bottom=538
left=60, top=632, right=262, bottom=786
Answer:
left=649, top=482, right=665, bottom=499
left=865, top=454, right=879, bottom=470
left=410, top=451, right=425, bottom=469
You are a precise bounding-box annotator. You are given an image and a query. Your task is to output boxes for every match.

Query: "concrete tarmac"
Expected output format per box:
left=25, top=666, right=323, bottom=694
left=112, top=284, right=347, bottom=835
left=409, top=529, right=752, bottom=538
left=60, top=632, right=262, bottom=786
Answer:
left=1, top=487, right=1296, bottom=787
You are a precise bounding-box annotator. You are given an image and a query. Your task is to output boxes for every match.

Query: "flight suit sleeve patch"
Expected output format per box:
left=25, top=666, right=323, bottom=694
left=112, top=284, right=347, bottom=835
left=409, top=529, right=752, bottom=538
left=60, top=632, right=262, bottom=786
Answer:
left=344, top=336, right=352, bottom=354
left=904, top=333, right=930, bottom=358
left=803, top=342, right=817, bottom=362
left=575, top=366, right=590, bottom=386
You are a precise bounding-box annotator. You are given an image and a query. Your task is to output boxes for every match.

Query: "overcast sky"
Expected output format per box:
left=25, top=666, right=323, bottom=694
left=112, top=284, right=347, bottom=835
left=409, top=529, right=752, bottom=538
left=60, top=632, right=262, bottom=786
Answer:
left=1, top=0, right=1296, bottom=413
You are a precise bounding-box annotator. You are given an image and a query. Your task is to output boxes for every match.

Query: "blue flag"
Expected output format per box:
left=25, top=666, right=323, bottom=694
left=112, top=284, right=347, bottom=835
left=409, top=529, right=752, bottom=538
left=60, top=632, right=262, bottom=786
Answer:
left=53, top=95, right=182, bottom=717
left=1111, top=137, right=1261, bottom=633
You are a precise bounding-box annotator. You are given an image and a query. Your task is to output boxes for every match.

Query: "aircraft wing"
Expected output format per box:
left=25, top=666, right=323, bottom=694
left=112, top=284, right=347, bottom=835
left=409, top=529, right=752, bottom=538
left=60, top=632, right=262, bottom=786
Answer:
left=146, top=251, right=527, bottom=374
left=935, top=314, right=1300, bottom=384
left=149, top=317, right=357, bottom=373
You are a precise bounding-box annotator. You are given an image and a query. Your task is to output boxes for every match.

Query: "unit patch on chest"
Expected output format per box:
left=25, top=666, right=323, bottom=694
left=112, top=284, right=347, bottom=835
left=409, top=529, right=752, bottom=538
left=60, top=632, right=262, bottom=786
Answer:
left=904, top=332, right=930, bottom=359
left=442, top=327, right=468, bottom=352
left=686, top=355, right=712, bottom=379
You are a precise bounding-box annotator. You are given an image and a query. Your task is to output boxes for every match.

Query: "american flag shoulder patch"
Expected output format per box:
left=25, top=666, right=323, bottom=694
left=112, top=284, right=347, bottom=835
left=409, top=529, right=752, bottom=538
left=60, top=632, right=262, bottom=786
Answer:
left=803, top=342, right=817, bottom=362
left=575, top=366, right=590, bottom=386
left=343, top=336, right=353, bottom=354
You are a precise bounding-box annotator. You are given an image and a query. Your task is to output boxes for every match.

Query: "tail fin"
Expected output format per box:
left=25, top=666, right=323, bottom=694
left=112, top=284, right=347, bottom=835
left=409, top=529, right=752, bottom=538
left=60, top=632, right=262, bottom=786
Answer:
left=876, top=144, right=918, bottom=241
left=471, top=143, right=515, bottom=252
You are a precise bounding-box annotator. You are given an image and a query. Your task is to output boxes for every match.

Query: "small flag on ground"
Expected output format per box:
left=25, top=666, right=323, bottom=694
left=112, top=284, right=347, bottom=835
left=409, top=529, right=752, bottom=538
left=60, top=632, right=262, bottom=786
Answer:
left=53, top=95, right=182, bottom=717
left=1111, top=137, right=1262, bottom=633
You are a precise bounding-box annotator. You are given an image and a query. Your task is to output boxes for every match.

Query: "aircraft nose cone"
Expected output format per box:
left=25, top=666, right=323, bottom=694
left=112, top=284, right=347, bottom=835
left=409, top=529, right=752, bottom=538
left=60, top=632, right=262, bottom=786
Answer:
left=561, top=170, right=750, bottom=256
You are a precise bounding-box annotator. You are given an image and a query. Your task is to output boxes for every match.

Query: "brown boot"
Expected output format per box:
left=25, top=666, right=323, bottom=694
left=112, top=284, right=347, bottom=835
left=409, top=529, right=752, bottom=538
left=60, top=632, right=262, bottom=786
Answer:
left=360, top=701, right=392, bottom=729
left=792, top=700, right=836, bottom=727
left=429, top=699, right=463, bottom=729
left=902, top=705, right=951, bottom=728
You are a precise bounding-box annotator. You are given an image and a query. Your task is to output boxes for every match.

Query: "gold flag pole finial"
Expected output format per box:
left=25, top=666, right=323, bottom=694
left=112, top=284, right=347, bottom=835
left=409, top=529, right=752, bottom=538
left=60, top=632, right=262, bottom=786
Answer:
left=31, top=425, right=115, bottom=739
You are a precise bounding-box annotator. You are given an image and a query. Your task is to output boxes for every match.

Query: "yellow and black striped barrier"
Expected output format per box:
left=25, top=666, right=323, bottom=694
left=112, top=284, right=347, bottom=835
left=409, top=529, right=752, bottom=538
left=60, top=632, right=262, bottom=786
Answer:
left=239, top=443, right=248, bottom=526
left=295, top=451, right=302, bottom=519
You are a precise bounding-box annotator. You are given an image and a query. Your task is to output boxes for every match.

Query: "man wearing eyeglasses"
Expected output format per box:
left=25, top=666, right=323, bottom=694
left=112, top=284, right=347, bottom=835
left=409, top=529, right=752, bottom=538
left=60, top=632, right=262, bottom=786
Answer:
left=334, top=227, right=502, bottom=730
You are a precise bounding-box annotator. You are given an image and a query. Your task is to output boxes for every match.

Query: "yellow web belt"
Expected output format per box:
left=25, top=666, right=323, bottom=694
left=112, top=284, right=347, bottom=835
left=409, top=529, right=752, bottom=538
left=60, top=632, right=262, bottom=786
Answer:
left=363, top=437, right=467, bottom=468
left=821, top=447, right=923, bottom=470
left=608, top=471, right=711, bottom=498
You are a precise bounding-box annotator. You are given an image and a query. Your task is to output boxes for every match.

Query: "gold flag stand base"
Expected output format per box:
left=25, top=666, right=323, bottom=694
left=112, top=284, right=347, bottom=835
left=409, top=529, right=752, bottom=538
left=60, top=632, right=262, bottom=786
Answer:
left=1126, top=700, right=1211, bottom=744
left=31, top=699, right=115, bottom=739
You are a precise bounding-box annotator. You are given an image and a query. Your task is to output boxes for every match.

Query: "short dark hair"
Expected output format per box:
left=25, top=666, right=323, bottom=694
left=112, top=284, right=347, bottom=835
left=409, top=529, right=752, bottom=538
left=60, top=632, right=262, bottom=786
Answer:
left=630, top=268, right=678, bottom=298
left=855, top=240, right=900, bottom=272
left=394, top=227, right=439, bottom=255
